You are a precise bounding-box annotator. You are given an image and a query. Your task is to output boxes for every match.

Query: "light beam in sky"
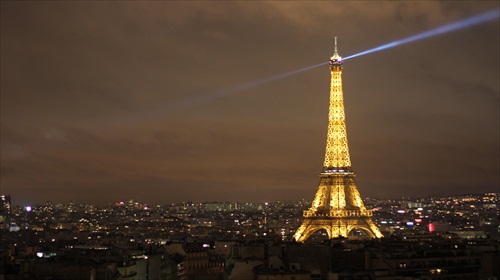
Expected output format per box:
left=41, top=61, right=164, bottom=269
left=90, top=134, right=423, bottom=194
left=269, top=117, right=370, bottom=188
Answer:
left=119, top=8, right=498, bottom=125
left=176, top=8, right=499, bottom=107
left=172, top=62, right=328, bottom=112
left=343, top=9, right=500, bottom=60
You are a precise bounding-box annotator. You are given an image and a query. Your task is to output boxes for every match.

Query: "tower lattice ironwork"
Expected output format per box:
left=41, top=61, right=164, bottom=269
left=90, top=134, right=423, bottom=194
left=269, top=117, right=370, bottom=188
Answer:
left=294, top=38, right=383, bottom=242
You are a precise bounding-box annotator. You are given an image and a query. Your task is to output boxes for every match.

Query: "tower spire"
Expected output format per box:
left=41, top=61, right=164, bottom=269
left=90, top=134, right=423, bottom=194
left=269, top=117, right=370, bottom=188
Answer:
left=330, top=36, right=343, bottom=64
left=334, top=36, right=338, bottom=54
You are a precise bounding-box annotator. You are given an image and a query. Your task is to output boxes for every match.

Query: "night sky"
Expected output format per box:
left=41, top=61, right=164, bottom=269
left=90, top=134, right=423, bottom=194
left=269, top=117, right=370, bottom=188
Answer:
left=1, top=1, right=499, bottom=205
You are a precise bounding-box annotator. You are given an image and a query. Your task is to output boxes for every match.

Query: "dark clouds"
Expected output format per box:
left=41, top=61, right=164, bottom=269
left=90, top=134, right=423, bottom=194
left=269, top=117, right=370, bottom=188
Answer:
left=1, top=1, right=498, bottom=205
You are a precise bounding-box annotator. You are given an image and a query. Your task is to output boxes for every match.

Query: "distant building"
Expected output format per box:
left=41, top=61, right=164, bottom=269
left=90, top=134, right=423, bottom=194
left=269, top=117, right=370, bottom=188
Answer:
left=214, top=241, right=237, bottom=257
left=205, top=202, right=234, bottom=212
left=18, top=252, right=179, bottom=280
left=0, top=194, right=11, bottom=222
left=253, top=256, right=311, bottom=280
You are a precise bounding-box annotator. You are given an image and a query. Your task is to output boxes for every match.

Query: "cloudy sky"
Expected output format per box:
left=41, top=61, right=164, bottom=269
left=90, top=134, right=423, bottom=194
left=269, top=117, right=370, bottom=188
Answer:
left=1, top=1, right=499, bottom=205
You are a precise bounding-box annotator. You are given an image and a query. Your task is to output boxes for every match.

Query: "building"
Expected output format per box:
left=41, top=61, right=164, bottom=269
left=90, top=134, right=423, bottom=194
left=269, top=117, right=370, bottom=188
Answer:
left=0, top=194, right=11, bottom=223
left=294, top=38, right=383, bottom=242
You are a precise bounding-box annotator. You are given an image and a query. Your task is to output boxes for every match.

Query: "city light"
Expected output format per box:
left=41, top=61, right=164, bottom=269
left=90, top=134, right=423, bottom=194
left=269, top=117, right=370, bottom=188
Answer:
left=428, top=223, right=435, bottom=232
left=2, top=193, right=498, bottom=277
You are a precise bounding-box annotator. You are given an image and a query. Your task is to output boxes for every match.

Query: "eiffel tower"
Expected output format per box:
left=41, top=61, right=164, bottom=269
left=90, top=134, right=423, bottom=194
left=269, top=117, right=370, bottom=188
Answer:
left=294, top=38, right=383, bottom=242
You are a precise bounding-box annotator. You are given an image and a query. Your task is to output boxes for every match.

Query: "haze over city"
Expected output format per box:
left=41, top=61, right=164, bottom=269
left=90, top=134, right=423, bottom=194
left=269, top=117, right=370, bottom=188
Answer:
left=1, top=1, right=499, bottom=205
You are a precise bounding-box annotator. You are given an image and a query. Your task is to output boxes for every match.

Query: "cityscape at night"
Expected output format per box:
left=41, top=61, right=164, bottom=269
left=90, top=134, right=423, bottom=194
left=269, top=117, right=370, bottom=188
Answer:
left=1, top=1, right=499, bottom=279
left=0, top=193, right=499, bottom=279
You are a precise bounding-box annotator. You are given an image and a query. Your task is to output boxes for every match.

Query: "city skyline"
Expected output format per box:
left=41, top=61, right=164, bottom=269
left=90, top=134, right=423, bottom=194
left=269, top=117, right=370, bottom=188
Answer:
left=1, top=2, right=499, bottom=205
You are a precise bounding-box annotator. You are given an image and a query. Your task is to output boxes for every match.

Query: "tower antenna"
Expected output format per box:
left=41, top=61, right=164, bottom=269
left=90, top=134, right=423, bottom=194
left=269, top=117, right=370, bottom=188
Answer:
left=330, top=36, right=342, bottom=64
left=334, top=36, right=338, bottom=55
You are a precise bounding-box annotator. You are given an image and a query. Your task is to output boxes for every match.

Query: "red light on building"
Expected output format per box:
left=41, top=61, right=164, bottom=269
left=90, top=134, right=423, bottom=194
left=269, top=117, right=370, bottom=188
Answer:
left=428, top=223, right=435, bottom=232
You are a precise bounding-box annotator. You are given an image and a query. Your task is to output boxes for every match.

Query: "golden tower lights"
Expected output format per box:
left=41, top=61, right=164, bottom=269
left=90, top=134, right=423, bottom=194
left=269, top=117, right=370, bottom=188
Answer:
left=294, top=37, right=383, bottom=242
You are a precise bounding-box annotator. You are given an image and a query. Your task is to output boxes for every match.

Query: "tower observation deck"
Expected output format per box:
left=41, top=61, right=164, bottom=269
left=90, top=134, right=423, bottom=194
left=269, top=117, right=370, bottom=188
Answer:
left=293, top=38, right=383, bottom=242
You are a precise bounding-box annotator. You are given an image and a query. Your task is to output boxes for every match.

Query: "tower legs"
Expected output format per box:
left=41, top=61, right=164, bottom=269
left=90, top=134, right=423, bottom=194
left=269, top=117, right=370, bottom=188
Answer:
left=294, top=217, right=383, bottom=242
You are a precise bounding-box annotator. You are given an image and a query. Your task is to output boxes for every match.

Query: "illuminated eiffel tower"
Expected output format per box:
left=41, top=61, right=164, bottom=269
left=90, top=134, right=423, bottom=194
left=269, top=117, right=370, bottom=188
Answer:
left=294, top=38, right=383, bottom=242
